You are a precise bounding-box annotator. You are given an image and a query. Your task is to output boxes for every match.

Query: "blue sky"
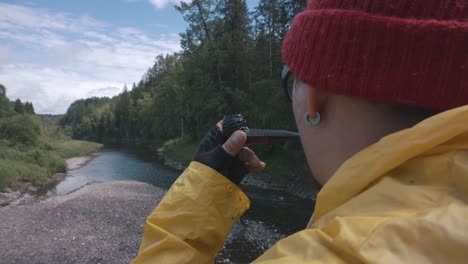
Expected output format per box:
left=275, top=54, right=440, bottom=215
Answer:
left=0, top=0, right=259, bottom=114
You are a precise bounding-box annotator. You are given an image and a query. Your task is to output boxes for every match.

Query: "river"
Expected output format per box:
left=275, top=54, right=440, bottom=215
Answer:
left=49, top=148, right=315, bottom=263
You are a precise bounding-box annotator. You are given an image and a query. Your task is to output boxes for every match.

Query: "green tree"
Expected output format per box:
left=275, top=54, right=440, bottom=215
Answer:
left=0, top=114, right=41, bottom=145
left=60, top=0, right=306, bottom=143
left=24, top=102, right=36, bottom=114
left=0, top=84, right=12, bottom=117
left=216, top=0, right=252, bottom=113
left=60, top=97, right=113, bottom=141
left=14, top=99, right=25, bottom=114
left=115, top=84, right=132, bottom=141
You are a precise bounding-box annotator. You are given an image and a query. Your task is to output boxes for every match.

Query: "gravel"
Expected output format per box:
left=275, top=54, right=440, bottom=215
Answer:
left=0, top=181, right=163, bottom=264
left=0, top=181, right=289, bottom=264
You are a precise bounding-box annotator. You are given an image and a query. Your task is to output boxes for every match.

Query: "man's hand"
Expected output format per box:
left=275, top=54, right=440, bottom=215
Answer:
left=193, top=122, right=265, bottom=184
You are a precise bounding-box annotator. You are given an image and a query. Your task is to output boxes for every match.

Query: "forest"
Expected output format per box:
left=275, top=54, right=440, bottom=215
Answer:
left=58, top=0, right=310, bottom=179
left=61, top=0, right=306, bottom=144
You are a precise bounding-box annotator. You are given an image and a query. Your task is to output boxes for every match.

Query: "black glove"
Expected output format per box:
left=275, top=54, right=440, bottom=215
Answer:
left=193, top=126, right=248, bottom=185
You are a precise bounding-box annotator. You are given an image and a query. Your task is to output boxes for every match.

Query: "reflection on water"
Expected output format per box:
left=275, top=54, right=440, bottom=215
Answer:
left=50, top=149, right=179, bottom=195
left=49, top=148, right=315, bottom=263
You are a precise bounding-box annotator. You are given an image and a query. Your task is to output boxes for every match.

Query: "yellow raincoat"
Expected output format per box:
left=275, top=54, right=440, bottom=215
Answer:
left=133, top=106, right=468, bottom=264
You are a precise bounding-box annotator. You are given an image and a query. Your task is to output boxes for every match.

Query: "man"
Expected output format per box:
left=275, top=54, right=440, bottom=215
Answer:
left=133, top=0, right=468, bottom=263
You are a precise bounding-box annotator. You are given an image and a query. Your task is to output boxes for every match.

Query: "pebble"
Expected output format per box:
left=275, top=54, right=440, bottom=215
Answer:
left=1, top=181, right=291, bottom=264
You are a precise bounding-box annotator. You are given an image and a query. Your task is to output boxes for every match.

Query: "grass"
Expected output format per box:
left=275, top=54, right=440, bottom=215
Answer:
left=0, top=91, right=103, bottom=190
left=51, top=140, right=102, bottom=159
left=0, top=138, right=102, bottom=190
left=0, top=159, right=49, bottom=187
left=163, top=137, right=199, bottom=166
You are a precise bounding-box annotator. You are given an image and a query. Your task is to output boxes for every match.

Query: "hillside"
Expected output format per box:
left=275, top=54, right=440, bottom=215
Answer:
left=0, top=84, right=101, bottom=190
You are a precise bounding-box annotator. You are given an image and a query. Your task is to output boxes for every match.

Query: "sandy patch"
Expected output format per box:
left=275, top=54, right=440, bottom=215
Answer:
left=66, top=156, right=93, bottom=171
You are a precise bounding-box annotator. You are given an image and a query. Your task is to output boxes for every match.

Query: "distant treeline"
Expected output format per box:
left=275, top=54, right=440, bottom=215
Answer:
left=0, top=84, right=39, bottom=145
left=0, top=85, right=35, bottom=116
left=61, top=0, right=306, bottom=144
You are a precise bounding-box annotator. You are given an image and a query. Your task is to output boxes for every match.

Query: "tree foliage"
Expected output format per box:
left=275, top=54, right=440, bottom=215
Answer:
left=0, top=84, right=12, bottom=117
left=12, top=99, right=36, bottom=115
left=61, top=0, right=306, bottom=144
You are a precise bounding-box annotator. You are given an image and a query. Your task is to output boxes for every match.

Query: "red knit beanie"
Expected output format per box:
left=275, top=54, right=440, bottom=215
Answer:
left=282, top=0, right=467, bottom=110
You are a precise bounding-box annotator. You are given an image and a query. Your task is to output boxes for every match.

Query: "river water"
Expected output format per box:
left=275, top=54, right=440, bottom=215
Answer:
left=50, top=148, right=315, bottom=263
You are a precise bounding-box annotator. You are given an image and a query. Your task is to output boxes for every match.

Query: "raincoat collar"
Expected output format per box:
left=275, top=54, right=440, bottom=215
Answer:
left=315, top=105, right=468, bottom=220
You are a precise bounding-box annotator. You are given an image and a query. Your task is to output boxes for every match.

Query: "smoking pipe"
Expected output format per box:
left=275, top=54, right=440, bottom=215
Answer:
left=222, top=114, right=300, bottom=145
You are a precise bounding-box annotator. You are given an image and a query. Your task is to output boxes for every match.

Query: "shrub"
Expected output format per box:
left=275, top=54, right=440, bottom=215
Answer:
left=0, top=115, right=41, bottom=145
left=51, top=140, right=102, bottom=158
left=0, top=159, right=49, bottom=187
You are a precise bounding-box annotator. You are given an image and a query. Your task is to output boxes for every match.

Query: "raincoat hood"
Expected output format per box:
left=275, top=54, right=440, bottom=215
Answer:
left=315, top=105, right=468, bottom=220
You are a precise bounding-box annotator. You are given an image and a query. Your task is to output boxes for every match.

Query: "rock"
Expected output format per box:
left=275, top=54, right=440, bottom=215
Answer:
left=240, top=173, right=317, bottom=200
left=0, top=191, right=23, bottom=206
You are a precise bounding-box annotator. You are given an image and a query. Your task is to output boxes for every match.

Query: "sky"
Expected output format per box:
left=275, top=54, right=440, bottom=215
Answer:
left=0, top=0, right=259, bottom=114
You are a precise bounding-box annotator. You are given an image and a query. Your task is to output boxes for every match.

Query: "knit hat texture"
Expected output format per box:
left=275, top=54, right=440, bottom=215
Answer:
left=282, top=0, right=467, bottom=110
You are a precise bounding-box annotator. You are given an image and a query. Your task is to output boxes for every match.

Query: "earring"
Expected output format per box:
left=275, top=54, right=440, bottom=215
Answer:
left=304, top=112, right=321, bottom=127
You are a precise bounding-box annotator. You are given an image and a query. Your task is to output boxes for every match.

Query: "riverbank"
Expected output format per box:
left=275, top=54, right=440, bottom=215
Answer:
left=0, top=151, right=100, bottom=207
left=0, top=138, right=102, bottom=189
left=0, top=178, right=308, bottom=264
left=66, top=156, right=94, bottom=171
left=0, top=148, right=315, bottom=263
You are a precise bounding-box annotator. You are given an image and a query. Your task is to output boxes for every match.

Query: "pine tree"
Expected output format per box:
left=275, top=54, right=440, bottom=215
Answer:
left=14, top=99, right=25, bottom=114
left=217, top=0, right=252, bottom=112
left=58, top=0, right=308, bottom=142
left=29, top=102, right=35, bottom=114
left=23, top=102, right=35, bottom=114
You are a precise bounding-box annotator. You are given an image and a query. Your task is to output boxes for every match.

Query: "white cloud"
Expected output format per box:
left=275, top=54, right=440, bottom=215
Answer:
left=86, top=86, right=123, bottom=98
left=121, top=0, right=191, bottom=10
left=0, top=45, right=14, bottom=64
left=0, top=3, right=107, bottom=32
left=0, top=3, right=181, bottom=114
left=148, top=0, right=190, bottom=9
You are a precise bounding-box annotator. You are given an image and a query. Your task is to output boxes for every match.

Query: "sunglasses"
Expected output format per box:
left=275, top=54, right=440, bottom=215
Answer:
left=281, top=65, right=296, bottom=102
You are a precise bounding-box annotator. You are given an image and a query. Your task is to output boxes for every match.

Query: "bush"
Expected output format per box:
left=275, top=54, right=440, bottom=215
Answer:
left=47, top=152, right=67, bottom=173
left=0, top=160, right=17, bottom=187
left=0, top=159, right=48, bottom=187
left=0, top=115, right=41, bottom=145
left=0, top=127, right=100, bottom=189
left=0, top=85, right=101, bottom=189
left=52, top=140, right=102, bottom=158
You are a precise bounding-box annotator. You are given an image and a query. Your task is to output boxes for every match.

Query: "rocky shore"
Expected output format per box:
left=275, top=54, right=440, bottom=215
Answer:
left=0, top=149, right=314, bottom=263
left=0, top=180, right=294, bottom=264
left=0, top=181, right=161, bottom=264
